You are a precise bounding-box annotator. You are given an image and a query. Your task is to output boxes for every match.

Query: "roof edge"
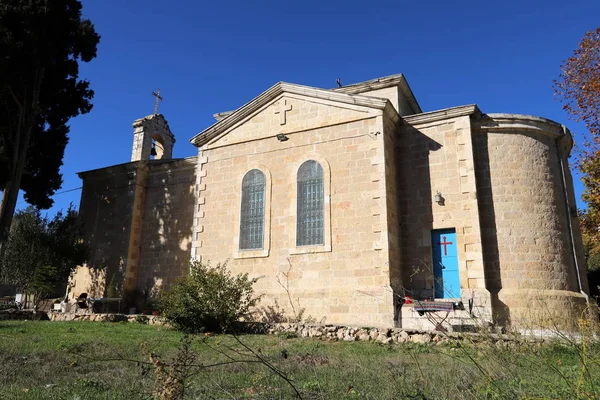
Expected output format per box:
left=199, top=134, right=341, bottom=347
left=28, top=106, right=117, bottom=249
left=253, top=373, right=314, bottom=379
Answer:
left=477, top=113, right=568, bottom=141
left=77, top=157, right=196, bottom=179
left=189, top=82, right=390, bottom=147
left=403, top=104, right=479, bottom=125
left=333, top=73, right=422, bottom=114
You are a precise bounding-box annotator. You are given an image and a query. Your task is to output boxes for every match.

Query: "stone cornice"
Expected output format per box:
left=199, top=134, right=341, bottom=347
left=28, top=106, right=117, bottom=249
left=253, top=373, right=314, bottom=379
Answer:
left=77, top=161, right=143, bottom=179
left=333, top=73, right=422, bottom=115
left=189, top=82, right=390, bottom=147
left=403, top=104, right=479, bottom=125
left=78, top=157, right=197, bottom=179
left=147, top=156, right=198, bottom=172
left=383, top=102, right=401, bottom=125
left=477, top=113, right=567, bottom=140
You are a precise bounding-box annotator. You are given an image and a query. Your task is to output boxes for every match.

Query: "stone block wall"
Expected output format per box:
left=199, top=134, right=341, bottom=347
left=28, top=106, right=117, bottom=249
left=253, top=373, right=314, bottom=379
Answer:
left=382, top=113, right=403, bottom=315
left=396, top=113, right=489, bottom=311
left=136, top=159, right=197, bottom=294
left=74, top=164, right=140, bottom=297
left=473, top=114, right=588, bottom=330
left=193, top=96, right=396, bottom=327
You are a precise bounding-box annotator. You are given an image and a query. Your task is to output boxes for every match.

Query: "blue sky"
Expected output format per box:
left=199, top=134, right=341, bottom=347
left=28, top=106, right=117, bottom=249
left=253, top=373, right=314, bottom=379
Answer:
left=9, top=0, right=600, bottom=215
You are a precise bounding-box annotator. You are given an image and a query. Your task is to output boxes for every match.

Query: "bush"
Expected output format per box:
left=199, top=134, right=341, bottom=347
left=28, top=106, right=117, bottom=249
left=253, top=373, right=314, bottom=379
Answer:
left=159, top=260, right=261, bottom=334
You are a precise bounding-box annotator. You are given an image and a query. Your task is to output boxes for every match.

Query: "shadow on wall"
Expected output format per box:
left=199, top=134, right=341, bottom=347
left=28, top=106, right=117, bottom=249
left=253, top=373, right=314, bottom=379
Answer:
left=397, top=125, right=441, bottom=303
left=472, top=132, right=510, bottom=327
left=136, top=162, right=196, bottom=301
left=69, top=264, right=108, bottom=300
left=78, top=172, right=138, bottom=298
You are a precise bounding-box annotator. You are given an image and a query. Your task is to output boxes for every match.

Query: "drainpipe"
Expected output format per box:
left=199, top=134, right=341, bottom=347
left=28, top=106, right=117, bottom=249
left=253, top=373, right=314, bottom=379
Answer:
left=557, top=125, right=588, bottom=302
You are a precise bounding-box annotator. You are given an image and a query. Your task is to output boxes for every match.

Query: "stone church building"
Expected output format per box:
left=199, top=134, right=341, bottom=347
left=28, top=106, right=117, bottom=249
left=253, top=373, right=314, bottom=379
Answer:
left=72, top=73, right=590, bottom=331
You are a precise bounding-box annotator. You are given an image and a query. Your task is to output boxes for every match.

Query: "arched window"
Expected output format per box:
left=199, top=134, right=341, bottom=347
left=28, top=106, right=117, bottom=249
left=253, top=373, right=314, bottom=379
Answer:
left=240, top=169, right=266, bottom=250
left=297, top=160, right=324, bottom=246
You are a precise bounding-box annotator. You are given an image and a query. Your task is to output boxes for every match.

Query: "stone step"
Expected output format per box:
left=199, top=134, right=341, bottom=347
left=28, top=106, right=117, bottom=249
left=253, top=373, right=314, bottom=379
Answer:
left=400, top=304, right=483, bottom=332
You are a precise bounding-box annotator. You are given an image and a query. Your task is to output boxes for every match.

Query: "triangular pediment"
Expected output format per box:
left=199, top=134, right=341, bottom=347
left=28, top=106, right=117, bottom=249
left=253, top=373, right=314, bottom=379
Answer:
left=190, top=82, right=391, bottom=148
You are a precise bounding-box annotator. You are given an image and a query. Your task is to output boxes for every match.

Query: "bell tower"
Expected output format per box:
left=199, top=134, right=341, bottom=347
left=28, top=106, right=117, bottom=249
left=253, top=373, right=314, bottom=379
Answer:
left=131, top=114, right=176, bottom=161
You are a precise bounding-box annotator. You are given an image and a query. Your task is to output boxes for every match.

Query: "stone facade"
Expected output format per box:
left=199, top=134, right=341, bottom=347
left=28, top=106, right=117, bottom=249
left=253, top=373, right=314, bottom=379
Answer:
left=72, top=115, right=196, bottom=302
left=72, top=74, right=590, bottom=332
left=473, top=115, right=588, bottom=330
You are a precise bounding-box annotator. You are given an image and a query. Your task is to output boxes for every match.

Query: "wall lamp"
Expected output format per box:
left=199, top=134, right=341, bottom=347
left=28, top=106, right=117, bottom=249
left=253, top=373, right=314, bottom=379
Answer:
left=434, top=191, right=445, bottom=205
left=276, top=133, right=289, bottom=142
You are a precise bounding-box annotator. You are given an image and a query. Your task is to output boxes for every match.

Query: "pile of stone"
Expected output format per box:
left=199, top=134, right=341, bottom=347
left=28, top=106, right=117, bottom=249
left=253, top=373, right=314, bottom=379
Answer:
left=41, top=313, right=552, bottom=346
left=50, top=312, right=166, bottom=325
left=265, top=323, right=447, bottom=344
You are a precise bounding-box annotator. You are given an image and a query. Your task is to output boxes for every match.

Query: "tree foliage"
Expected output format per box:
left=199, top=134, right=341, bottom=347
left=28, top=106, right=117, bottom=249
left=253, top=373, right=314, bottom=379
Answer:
left=0, top=206, right=88, bottom=296
left=0, top=0, right=100, bottom=250
left=554, top=27, right=600, bottom=141
left=555, top=28, right=600, bottom=297
left=160, top=261, right=262, bottom=334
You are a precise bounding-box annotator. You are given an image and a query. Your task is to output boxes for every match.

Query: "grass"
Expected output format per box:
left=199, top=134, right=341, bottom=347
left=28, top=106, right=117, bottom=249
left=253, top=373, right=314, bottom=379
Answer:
left=0, top=320, right=599, bottom=399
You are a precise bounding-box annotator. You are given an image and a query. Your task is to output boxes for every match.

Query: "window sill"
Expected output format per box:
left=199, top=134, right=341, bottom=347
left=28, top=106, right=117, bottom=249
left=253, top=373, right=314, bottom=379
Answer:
left=289, top=244, right=332, bottom=255
left=234, top=249, right=270, bottom=259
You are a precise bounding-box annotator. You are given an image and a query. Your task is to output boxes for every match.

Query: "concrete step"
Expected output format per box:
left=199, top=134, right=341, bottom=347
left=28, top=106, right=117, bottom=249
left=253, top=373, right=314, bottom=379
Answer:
left=400, top=303, right=483, bottom=332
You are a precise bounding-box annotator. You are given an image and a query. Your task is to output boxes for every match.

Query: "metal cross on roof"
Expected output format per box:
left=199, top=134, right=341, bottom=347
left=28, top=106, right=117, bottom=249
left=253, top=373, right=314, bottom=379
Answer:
left=151, top=89, right=163, bottom=115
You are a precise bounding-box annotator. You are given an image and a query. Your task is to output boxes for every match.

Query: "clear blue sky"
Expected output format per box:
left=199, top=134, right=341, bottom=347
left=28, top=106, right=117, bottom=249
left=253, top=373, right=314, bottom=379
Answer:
left=10, top=0, right=600, bottom=215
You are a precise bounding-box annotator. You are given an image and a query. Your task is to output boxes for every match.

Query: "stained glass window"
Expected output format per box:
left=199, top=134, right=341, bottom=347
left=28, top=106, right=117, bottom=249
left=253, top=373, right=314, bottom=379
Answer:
left=240, top=169, right=266, bottom=250
left=297, top=160, right=324, bottom=246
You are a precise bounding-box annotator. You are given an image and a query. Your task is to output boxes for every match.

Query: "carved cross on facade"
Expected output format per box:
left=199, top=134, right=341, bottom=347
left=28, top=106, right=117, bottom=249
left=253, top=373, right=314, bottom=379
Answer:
left=274, top=99, right=292, bottom=125
left=152, top=89, right=164, bottom=115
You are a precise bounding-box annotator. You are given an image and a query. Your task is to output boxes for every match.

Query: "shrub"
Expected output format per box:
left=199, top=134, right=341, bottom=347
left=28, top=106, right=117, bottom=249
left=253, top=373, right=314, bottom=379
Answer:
left=159, top=260, right=261, bottom=334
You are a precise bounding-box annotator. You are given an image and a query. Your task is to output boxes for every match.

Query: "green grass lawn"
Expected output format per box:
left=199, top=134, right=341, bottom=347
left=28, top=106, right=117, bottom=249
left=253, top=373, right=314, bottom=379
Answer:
left=0, top=320, right=599, bottom=399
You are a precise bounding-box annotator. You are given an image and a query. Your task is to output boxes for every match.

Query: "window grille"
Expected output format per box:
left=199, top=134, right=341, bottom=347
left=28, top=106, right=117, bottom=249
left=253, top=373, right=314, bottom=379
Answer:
left=240, top=169, right=266, bottom=250
left=297, top=160, right=324, bottom=246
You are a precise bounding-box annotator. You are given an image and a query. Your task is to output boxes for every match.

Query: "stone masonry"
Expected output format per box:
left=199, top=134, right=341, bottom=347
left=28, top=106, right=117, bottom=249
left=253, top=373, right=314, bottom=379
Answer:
left=72, top=73, right=591, bottom=332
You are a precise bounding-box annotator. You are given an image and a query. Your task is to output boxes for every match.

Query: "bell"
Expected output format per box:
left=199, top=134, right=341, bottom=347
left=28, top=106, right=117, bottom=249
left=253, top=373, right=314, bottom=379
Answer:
left=150, top=144, right=157, bottom=157
left=434, top=191, right=443, bottom=204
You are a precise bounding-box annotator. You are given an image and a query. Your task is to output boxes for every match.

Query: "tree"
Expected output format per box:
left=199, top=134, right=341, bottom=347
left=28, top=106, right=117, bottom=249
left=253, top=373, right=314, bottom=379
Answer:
left=0, top=0, right=100, bottom=255
left=555, top=28, right=600, bottom=297
left=0, top=205, right=88, bottom=297
left=554, top=28, right=600, bottom=141
left=0, top=207, right=50, bottom=290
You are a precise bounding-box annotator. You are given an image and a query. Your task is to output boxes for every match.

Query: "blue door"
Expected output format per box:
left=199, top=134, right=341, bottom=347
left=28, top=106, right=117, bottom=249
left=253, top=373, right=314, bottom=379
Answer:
left=432, top=229, right=460, bottom=299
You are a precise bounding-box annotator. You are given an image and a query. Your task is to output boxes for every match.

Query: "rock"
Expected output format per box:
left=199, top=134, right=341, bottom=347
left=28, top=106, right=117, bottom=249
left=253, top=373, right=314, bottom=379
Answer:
left=358, top=333, right=370, bottom=341
left=369, top=329, right=379, bottom=340
left=376, top=333, right=389, bottom=343
left=343, top=335, right=356, bottom=342
left=399, top=331, right=410, bottom=342
left=410, top=334, right=432, bottom=344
